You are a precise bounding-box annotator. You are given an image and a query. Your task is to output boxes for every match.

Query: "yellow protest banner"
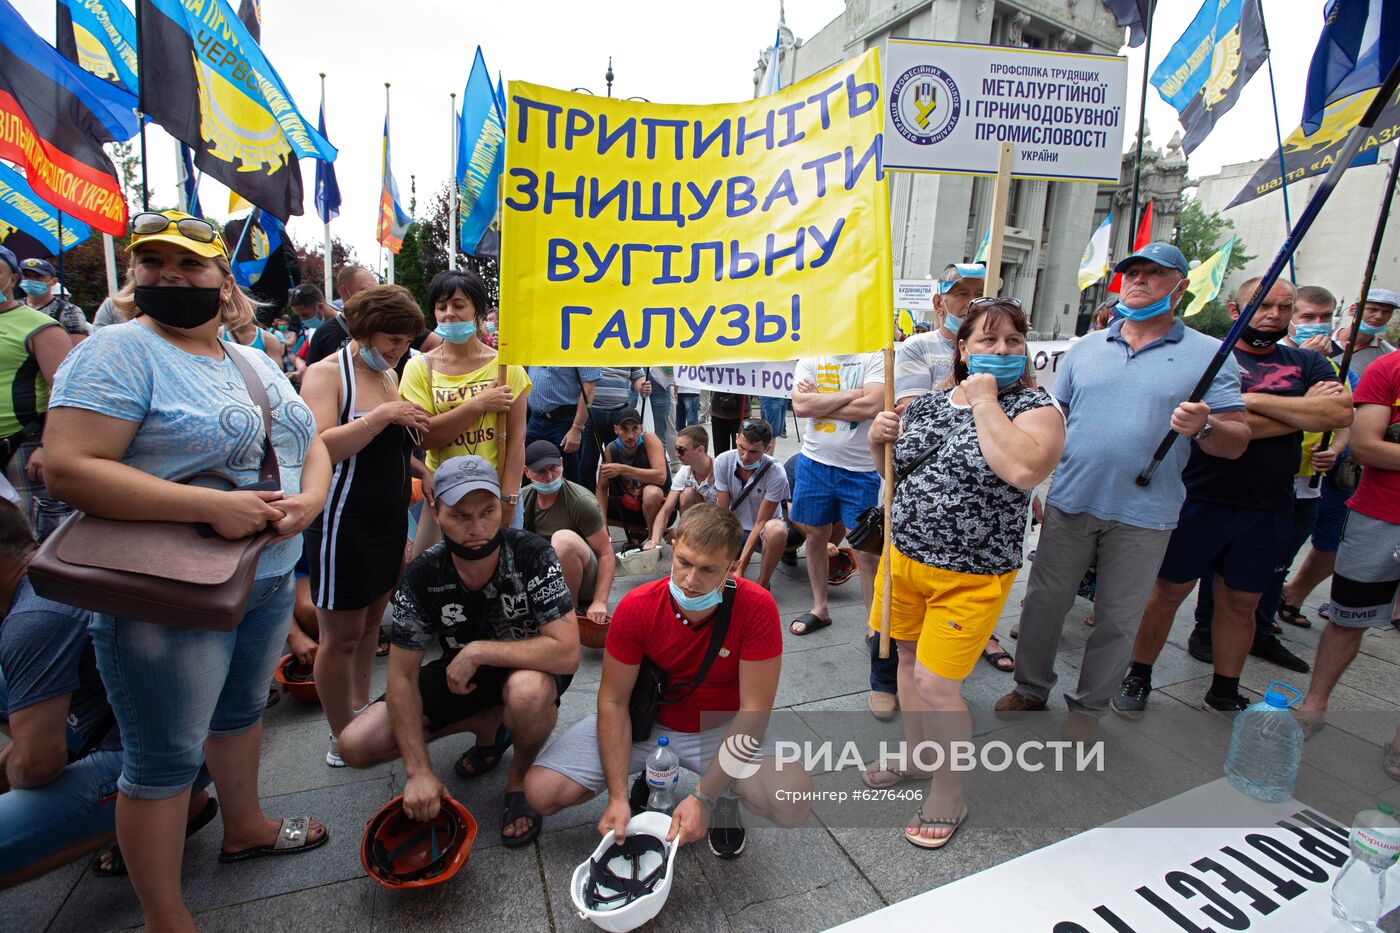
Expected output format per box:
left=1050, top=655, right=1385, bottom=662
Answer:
left=498, top=50, right=892, bottom=366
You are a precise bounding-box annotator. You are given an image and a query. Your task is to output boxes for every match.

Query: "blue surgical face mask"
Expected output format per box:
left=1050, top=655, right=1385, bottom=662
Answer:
left=1292, top=323, right=1331, bottom=341
left=967, top=353, right=1027, bottom=388
left=1359, top=319, right=1390, bottom=336
left=668, top=577, right=722, bottom=613
left=485, top=321, right=498, bottom=334
left=359, top=346, right=392, bottom=372
left=435, top=320, right=477, bottom=344
left=942, top=312, right=962, bottom=333
left=533, top=475, right=564, bottom=494
left=19, top=280, right=47, bottom=298
left=1115, top=292, right=1176, bottom=321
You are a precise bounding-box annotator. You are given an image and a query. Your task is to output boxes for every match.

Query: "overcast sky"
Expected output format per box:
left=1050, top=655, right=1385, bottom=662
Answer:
left=10, top=0, right=1327, bottom=269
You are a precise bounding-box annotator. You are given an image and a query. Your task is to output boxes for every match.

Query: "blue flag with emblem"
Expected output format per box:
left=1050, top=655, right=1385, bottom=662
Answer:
left=229, top=209, right=283, bottom=288
left=1150, top=0, right=1267, bottom=153
left=314, top=97, right=340, bottom=224
left=138, top=0, right=337, bottom=221
left=1302, top=0, right=1398, bottom=134
left=456, top=47, right=504, bottom=258
left=54, top=0, right=138, bottom=97
left=0, top=162, right=90, bottom=254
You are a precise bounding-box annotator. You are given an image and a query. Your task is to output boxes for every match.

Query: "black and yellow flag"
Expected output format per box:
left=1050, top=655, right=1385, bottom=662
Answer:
left=137, top=0, right=336, bottom=220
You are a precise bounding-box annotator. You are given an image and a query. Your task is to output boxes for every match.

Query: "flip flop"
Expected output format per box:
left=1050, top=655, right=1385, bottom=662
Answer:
left=905, top=801, right=968, bottom=850
left=501, top=790, right=542, bottom=848
left=94, top=795, right=220, bottom=877
left=453, top=724, right=513, bottom=780
left=862, top=759, right=915, bottom=789
left=981, top=636, right=1014, bottom=672
left=218, top=816, right=329, bottom=863
left=789, top=612, right=832, bottom=636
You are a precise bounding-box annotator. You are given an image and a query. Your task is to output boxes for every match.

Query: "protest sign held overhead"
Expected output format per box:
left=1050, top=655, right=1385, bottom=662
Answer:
left=499, top=50, right=892, bottom=367
left=882, top=38, right=1127, bottom=182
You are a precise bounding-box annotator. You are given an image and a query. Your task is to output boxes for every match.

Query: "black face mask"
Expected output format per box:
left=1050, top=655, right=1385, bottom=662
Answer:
left=1240, top=324, right=1290, bottom=349
left=134, top=285, right=223, bottom=329
left=445, top=528, right=503, bottom=562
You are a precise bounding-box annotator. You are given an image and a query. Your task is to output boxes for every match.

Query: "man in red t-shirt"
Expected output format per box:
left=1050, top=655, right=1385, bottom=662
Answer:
left=1300, top=349, right=1400, bottom=775
left=526, top=504, right=811, bottom=858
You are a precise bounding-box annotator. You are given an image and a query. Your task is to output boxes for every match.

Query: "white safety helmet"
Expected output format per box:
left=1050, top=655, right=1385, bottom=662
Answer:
left=571, top=812, right=678, bottom=932
left=616, top=545, right=664, bottom=577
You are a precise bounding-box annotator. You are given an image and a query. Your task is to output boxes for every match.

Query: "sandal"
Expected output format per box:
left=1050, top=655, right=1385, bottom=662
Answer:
left=1277, top=602, right=1311, bottom=629
left=905, top=801, right=968, bottom=850
left=218, top=816, right=329, bottom=863
left=789, top=612, right=832, bottom=636
left=265, top=687, right=281, bottom=709
left=1384, top=740, right=1400, bottom=780
left=376, top=633, right=391, bottom=657
left=453, top=724, right=513, bottom=780
left=862, top=759, right=915, bottom=789
left=501, top=790, right=542, bottom=848
left=981, top=636, right=1014, bottom=672
left=94, top=795, right=220, bottom=877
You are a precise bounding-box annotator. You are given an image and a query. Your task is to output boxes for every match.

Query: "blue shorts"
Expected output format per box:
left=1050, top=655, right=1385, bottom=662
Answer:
left=1310, top=473, right=1350, bottom=553
left=1158, top=500, right=1292, bottom=594
left=89, top=572, right=294, bottom=800
left=790, top=455, right=881, bottom=530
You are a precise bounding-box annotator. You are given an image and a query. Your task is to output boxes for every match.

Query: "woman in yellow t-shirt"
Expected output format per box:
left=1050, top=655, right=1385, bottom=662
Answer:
left=400, top=269, right=530, bottom=529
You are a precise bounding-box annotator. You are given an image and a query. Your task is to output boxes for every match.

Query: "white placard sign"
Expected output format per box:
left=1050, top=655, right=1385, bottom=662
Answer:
left=673, top=339, right=1074, bottom=400
left=883, top=38, right=1128, bottom=183
left=831, top=779, right=1396, bottom=932
left=894, top=279, right=935, bottom=311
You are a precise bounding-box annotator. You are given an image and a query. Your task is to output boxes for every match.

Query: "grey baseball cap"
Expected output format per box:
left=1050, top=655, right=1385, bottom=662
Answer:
left=1113, top=242, right=1189, bottom=276
left=1365, top=287, right=1400, bottom=309
left=433, top=455, right=500, bottom=507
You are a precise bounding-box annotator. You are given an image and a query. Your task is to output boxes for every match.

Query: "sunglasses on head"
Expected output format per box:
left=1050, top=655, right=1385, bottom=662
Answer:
left=130, top=211, right=220, bottom=245
left=739, top=419, right=772, bottom=437
left=967, top=297, right=1023, bottom=310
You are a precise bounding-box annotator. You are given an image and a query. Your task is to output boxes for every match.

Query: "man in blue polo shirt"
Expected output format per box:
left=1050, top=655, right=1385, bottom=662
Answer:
left=1115, top=277, right=1351, bottom=714
left=525, top=367, right=601, bottom=488
left=997, top=243, right=1250, bottom=723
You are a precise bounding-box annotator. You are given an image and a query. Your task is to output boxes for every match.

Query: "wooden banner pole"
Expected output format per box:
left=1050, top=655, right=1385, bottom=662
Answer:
left=879, top=344, right=895, bottom=659
left=985, top=142, right=1013, bottom=298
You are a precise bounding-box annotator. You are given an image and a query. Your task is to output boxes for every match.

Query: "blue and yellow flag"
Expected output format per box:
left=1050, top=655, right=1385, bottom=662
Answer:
left=138, top=0, right=337, bottom=221
left=0, top=162, right=90, bottom=254
left=55, top=0, right=138, bottom=97
left=456, top=48, right=504, bottom=258
left=377, top=116, right=411, bottom=254
left=1151, top=0, right=1267, bottom=154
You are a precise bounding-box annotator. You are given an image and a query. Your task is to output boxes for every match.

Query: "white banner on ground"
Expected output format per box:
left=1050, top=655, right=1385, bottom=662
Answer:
left=831, top=779, right=1393, bottom=932
left=674, top=339, right=1073, bottom=400
left=894, top=279, right=935, bottom=311
left=883, top=38, right=1128, bottom=183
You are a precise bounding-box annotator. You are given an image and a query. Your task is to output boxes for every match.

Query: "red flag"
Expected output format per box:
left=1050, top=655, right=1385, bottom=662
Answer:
left=1108, top=198, right=1154, bottom=294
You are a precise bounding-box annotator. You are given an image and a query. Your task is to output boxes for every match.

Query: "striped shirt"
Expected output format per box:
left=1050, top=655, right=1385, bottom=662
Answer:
left=527, top=366, right=601, bottom=411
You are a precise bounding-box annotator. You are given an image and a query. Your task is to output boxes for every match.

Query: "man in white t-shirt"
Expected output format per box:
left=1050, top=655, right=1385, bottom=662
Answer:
left=644, top=424, right=716, bottom=549
left=893, top=262, right=983, bottom=404
left=714, top=418, right=793, bottom=589
left=788, top=352, right=884, bottom=636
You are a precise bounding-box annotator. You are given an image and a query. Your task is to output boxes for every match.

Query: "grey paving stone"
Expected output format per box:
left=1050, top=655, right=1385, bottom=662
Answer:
left=368, top=843, right=551, bottom=932
left=0, top=856, right=86, bottom=933
left=1298, top=723, right=1400, bottom=797
left=191, top=877, right=376, bottom=933
left=773, top=643, right=875, bottom=709
left=49, top=777, right=395, bottom=930
left=259, top=716, right=396, bottom=798
left=1358, top=627, right=1400, bottom=666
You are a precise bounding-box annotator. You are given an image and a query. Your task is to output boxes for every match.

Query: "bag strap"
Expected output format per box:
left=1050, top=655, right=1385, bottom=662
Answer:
left=893, top=406, right=977, bottom=483
left=727, top=458, right=773, bottom=514
left=224, top=346, right=281, bottom=487
left=663, top=579, right=737, bottom=706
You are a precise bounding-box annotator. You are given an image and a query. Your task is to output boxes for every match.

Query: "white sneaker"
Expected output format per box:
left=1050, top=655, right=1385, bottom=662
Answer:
left=326, top=734, right=345, bottom=768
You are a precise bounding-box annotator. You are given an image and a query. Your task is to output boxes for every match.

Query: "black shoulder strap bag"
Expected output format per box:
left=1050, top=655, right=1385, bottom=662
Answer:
left=726, top=458, right=773, bottom=515
left=628, top=578, right=736, bottom=738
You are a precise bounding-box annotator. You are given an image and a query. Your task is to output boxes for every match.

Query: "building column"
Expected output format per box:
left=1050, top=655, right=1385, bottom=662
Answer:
left=1011, top=181, right=1047, bottom=309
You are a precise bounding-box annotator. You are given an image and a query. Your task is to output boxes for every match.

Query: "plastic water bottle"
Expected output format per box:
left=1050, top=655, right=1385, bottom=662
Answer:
left=645, top=736, right=680, bottom=814
left=1332, top=804, right=1400, bottom=930
left=1224, top=681, right=1304, bottom=803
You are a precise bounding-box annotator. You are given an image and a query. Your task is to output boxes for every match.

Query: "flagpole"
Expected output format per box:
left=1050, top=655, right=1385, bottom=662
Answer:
left=1127, top=0, right=1156, bottom=238
left=1137, top=54, right=1400, bottom=487
left=134, top=0, right=149, bottom=211
left=449, top=91, right=458, bottom=270
left=102, top=234, right=118, bottom=295
left=385, top=82, right=395, bottom=286
left=321, top=73, right=333, bottom=301
left=232, top=208, right=257, bottom=273
left=1257, top=1, right=1296, bottom=284
left=56, top=211, right=64, bottom=285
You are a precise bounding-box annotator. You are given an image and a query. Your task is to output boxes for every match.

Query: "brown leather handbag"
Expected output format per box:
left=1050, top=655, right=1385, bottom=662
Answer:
left=29, top=349, right=283, bottom=632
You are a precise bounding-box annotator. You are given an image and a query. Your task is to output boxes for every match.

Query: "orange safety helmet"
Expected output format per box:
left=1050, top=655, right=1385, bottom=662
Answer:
left=274, top=653, right=320, bottom=704
left=361, top=795, right=477, bottom=890
left=578, top=613, right=610, bottom=650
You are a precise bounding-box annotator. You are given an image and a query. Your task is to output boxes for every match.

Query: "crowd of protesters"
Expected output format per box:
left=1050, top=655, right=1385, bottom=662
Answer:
left=1, top=215, right=1397, bottom=928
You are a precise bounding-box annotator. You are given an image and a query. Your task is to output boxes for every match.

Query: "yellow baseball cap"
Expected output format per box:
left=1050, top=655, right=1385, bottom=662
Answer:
left=128, top=210, right=229, bottom=260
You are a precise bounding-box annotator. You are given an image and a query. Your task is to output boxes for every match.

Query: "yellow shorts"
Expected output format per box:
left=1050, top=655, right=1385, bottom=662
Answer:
left=867, top=545, right=1018, bottom=680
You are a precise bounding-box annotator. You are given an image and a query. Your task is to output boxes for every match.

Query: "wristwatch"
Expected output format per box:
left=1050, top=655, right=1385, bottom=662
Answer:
left=500, top=493, right=520, bottom=505
left=1193, top=418, right=1215, bottom=442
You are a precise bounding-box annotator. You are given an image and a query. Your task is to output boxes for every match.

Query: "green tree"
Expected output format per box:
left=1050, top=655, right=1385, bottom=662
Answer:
left=388, top=181, right=499, bottom=318
left=1174, top=198, right=1254, bottom=337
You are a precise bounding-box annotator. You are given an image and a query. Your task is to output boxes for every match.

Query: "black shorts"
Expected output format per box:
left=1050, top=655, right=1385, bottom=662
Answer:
left=1157, top=500, right=1292, bottom=593
left=412, top=659, right=571, bottom=736
left=606, top=496, right=646, bottom=528
left=734, top=519, right=803, bottom=558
